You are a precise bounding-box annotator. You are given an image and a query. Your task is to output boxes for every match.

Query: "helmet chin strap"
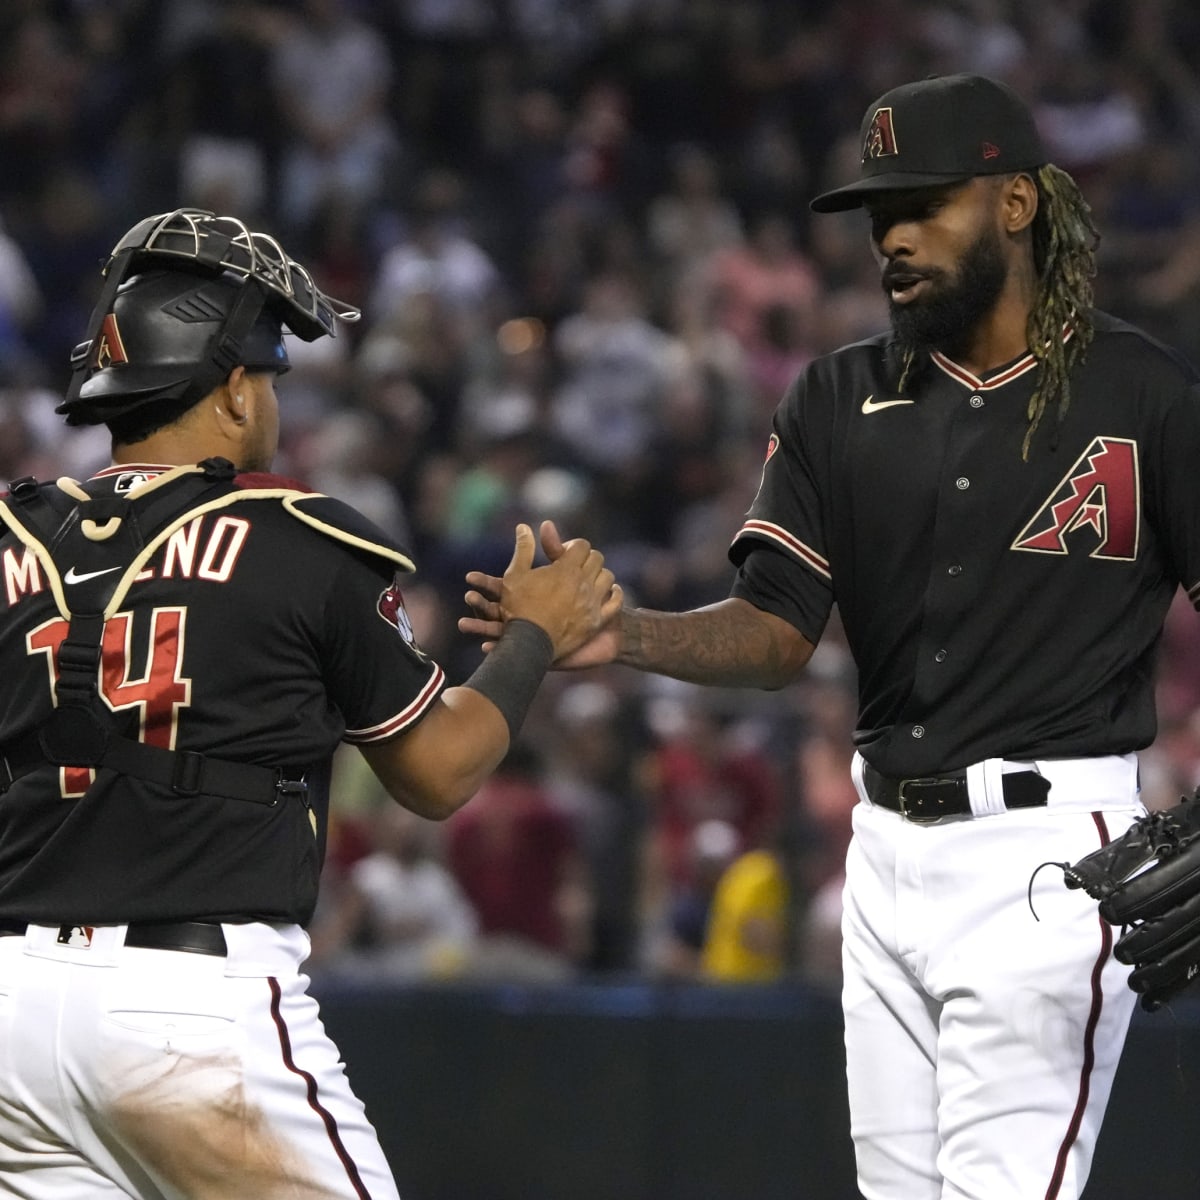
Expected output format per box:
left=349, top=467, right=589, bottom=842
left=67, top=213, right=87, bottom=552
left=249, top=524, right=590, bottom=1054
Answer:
left=181, top=278, right=273, bottom=407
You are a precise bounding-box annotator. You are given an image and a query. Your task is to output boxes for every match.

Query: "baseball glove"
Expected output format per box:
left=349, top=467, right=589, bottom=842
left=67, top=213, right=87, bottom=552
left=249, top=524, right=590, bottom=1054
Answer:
left=1063, top=790, right=1200, bottom=1010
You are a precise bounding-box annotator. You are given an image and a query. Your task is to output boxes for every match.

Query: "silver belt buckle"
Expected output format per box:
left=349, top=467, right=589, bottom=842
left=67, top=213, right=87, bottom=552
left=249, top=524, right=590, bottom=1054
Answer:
left=896, top=777, right=948, bottom=824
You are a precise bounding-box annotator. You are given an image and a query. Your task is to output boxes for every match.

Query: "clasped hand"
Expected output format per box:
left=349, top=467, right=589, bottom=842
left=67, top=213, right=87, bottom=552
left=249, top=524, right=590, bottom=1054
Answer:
left=464, top=521, right=623, bottom=664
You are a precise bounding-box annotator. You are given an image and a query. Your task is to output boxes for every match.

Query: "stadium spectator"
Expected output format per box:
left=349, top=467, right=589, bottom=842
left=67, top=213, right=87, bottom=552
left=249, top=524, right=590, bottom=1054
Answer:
left=705, top=209, right=821, bottom=355
left=636, top=694, right=782, bottom=950
left=368, top=166, right=504, bottom=340
left=445, top=742, right=592, bottom=980
left=646, top=817, right=741, bottom=980
left=541, top=679, right=645, bottom=971
left=308, top=803, right=478, bottom=983
left=700, top=839, right=790, bottom=983
left=268, top=0, right=401, bottom=236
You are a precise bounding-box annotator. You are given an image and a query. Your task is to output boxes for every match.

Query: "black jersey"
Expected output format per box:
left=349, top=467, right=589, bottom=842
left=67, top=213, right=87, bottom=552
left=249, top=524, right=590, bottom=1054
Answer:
left=730, top=312, right=1200, bottom=776
left=0, top=465, right=443, bottom=926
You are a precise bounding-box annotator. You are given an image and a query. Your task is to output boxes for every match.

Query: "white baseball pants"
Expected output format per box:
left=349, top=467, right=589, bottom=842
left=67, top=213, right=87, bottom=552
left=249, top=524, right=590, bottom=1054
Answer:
left=843, top=753, right=1143, bottom=1200
left=0, top=922, right=400, bottom=1199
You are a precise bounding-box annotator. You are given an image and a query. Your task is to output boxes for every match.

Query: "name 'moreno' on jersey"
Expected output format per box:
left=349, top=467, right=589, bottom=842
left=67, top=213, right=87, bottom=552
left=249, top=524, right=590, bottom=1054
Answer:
left=3, top=511, right=248, bottom=608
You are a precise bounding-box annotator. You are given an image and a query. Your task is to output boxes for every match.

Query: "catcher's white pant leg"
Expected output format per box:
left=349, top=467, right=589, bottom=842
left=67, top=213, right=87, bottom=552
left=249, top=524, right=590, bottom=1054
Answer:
left=0, top=933, right=161, bottom=1200
left=0, top=923, right=400, bottom=1200
left=843, top=756, right=1142, bottom=1200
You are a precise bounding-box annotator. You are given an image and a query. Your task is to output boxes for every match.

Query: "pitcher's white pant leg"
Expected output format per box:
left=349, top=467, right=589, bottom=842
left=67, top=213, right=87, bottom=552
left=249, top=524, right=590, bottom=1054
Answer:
left=930, top=807, right=1139, bottom=1200
left=842, top=824, right=942, bottom=1200
left=843, top=800, right=1140, bottom=1200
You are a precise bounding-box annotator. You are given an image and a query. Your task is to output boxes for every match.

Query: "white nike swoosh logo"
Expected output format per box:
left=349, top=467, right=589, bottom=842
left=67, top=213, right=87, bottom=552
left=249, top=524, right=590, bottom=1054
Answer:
left=861, top=394, right=916, bottom=414
left=63, top=565, right=121, bottom=585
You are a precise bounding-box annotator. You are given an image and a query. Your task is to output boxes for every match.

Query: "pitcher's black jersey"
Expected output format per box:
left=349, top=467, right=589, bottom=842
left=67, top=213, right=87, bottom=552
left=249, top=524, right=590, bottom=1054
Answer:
left=0, top=465, right=444, bottom=926
left=730, top=312, right=1200, bottom=776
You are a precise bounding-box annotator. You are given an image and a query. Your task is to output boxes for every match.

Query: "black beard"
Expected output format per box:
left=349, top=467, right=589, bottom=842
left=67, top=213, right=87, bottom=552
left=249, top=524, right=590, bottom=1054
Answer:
left=886, top=227, right=1008, bottom=358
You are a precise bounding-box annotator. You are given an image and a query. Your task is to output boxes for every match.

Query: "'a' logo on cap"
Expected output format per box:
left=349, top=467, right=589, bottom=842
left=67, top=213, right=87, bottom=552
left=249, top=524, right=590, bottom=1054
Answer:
left=91, top=313, right=128, bottom=369
left=863, top=107, right=898, bottom=161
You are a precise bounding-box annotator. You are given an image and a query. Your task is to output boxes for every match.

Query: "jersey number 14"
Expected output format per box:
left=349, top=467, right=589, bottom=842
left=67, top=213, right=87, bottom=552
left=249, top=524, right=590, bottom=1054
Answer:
left=26, top=607, right=191, bottom=797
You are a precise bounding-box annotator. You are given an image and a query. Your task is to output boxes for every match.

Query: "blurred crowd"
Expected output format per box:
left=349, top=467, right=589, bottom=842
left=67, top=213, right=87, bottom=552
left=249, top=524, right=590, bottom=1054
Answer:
left=5, top=0, right=1200, bottom=987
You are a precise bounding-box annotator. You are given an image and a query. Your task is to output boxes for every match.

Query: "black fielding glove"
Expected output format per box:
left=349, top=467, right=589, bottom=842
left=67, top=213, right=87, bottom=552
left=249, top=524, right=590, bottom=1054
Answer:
left=1063, top=791, right=1200, bottom=1011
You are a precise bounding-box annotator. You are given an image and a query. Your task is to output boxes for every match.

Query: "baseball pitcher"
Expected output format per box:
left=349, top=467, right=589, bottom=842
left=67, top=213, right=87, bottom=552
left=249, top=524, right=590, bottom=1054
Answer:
left=463, top=74, right=1200, bottom=1199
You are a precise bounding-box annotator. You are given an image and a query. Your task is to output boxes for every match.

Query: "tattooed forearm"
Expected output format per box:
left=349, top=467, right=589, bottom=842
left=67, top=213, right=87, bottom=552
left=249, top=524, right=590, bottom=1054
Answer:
left=617, top=598, right=813, bottom=689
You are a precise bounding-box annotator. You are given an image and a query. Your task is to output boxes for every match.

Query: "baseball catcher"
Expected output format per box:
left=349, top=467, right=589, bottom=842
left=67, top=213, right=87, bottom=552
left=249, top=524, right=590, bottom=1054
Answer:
left=0, top=206, right=620, bottom=1198
left=1064, top=790, right=1200, bottom=1010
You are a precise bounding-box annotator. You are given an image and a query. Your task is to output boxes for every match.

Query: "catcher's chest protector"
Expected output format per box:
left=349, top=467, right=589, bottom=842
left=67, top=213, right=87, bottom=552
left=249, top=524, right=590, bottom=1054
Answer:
left=0, top=458, right=295, bottom=803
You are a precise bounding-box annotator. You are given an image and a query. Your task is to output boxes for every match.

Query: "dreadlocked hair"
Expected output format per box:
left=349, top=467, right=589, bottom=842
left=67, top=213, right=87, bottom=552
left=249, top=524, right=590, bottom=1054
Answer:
left=1021, top=163, right=1099, bottom=458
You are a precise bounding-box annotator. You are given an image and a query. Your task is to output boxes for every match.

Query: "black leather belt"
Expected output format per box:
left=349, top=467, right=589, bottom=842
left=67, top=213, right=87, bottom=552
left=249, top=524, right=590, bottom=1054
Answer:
left=0, top=918, right=227, bottom=956
left=863, top=762, right=1050, bottom=823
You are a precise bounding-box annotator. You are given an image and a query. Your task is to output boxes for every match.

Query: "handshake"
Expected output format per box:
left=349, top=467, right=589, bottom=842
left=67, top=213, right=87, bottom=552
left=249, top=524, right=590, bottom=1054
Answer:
left=459, top=519, right=624, bottom=669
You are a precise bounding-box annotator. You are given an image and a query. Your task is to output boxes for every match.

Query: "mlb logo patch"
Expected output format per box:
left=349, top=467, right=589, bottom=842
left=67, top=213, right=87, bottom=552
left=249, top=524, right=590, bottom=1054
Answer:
left=57, top=925, right=95, bottom=948
left=114, top=471, right=157, bottom=494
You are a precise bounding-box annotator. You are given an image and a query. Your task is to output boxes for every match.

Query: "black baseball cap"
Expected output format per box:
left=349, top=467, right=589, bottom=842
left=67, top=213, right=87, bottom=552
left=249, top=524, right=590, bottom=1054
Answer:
left=810, top=73, right=1047, bottom=213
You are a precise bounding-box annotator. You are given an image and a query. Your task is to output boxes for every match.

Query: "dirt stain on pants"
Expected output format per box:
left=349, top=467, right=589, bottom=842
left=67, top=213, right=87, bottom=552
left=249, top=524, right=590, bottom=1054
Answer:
left=110, top=1049, right=350, bottom=1199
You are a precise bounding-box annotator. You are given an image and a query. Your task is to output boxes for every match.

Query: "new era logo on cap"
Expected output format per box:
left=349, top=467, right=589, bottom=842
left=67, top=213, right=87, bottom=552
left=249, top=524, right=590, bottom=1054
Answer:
left=811, top=73, right=1047, bottom=212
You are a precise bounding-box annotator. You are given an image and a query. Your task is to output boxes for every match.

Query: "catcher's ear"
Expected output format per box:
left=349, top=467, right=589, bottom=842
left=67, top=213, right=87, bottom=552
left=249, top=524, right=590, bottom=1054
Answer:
left=214, top=367, right=250, bottom=427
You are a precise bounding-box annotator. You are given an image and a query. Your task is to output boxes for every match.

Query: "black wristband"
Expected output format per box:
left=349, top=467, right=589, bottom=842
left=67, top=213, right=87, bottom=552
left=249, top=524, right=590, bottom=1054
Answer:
left=462, top=618, right=555, bottom=741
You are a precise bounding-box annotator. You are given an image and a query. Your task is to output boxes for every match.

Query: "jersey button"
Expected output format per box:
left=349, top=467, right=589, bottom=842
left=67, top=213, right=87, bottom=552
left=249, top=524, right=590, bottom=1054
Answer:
left=969, top=395, right=984, bottom=408
left=948, top=563, right=963, bottom=576
left=934, top=649, right=947, bottom=662
left=911, top=725, right=926, bottom=738
left=955, top=477, right=970, bottom=490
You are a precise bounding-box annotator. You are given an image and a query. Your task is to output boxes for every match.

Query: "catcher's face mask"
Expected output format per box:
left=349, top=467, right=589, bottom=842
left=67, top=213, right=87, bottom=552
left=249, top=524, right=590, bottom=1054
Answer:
left=59, top=208, right=361, bottom=427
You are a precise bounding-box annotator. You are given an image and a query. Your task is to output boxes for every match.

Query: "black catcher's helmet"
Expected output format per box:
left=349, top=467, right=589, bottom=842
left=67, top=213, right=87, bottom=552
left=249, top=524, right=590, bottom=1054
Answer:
left=59, top=209, right=361, bottom=426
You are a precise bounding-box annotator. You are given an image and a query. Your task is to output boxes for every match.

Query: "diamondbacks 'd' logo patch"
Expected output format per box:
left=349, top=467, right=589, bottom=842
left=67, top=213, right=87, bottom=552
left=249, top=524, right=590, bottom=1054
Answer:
left=863, top=107, right=898, bottom=161
left=91, top=313, right=128, bottom=370
left=377, top=578, right=426, bottom=656
left=752, top=432, right=781, bottom=504
left=1012, top=437, right=1140, bottom=560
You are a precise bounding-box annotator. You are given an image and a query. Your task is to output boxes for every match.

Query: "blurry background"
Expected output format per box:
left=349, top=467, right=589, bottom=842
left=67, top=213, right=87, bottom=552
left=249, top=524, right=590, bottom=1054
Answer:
left=6, top=1, right=1200, bottom=1195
